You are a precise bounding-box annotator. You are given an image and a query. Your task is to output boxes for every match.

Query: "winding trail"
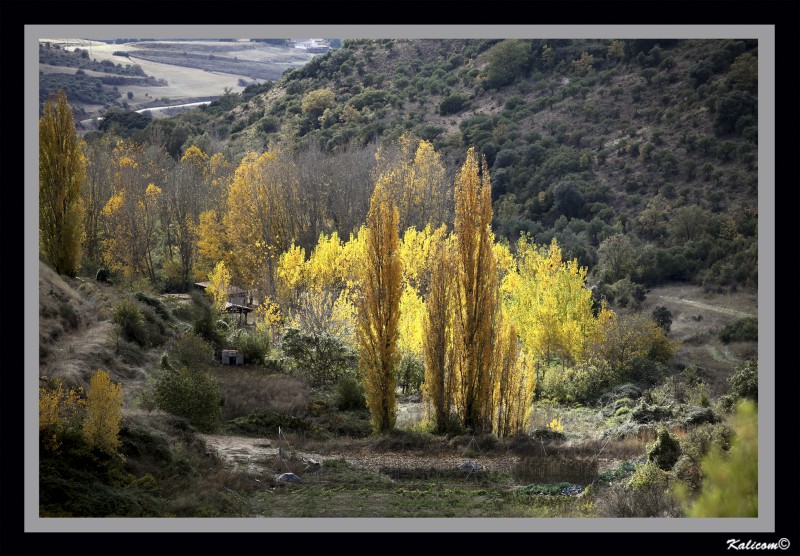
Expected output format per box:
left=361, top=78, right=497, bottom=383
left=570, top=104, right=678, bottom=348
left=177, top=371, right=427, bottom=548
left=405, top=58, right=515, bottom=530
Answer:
left=656, top=295, right=756, bottom=319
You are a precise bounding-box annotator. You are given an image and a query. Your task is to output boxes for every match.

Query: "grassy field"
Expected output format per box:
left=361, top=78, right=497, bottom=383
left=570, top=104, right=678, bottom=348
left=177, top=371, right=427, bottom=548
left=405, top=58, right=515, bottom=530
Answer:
left=195, top=430, right=639, bottom=518
left=39, top=38, right=315, bottom=125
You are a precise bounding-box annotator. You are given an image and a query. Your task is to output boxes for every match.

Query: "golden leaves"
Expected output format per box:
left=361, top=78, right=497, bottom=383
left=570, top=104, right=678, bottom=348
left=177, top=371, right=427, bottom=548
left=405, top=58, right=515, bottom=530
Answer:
left=82, top=370, right=123, bottom=455
left=356, top=181, right=403, bottom=432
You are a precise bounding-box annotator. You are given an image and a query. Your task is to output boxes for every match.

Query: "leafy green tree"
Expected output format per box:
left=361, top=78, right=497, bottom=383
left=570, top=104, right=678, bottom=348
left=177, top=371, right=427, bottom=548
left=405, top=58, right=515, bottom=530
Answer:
left=483, top=40, right=532, bottom=89
left=552, top=180, right=584, bottom=218
left=301, top=88, right=336, bottom=118
left=172, top=332, right=215, bottom=369
left=154, top=365, right=222, bottom=431
left=727, top=52, right=757, bottom=92
left=701, top=162, right=715, bottom=180
left=39, top=90, right=86, bottom=276
left=651, top=306, right=673, bottom=333
left=597, top=233, right=636, bottom=283
left=647, top=426, right=682, bottom=470
left=572, top=52, right=595, bottom=76
left=714, top=91, right=756, bottom=135
left=395, top=353, right=425, bottom=394
left=281, top=328, right=357, bottom=386
left=717, top=140, right=737, bottom=162
left=640, top=68, right=657, bottom=85
left=607, top=40, right=625, bottom=62
left=728, top=359, right=758, bottom=401
left=111, top=297, right=148, bottom=347
left=669, top=205, right=709, bottom=243
left=439, top=94, right=468, bottom=116
left=191, top=291, right=225, bottom=351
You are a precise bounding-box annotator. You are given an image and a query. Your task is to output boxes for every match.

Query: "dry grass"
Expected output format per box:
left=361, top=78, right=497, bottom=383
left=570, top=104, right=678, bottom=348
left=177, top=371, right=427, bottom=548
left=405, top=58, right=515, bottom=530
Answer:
left=513, top=456, right=598, bottom=484
left=263, top=454, right=308, bottom=476
left=213, top=370, right=309, bottom=420
left=640, top=283, right=758, bottom=397
left=593, top=483, right=683, bottom=518
left=166, top=468, right=262, bottom=516
left=38, top=263, right=159, bottom=398
left=559, top=436, right=649, bottom=460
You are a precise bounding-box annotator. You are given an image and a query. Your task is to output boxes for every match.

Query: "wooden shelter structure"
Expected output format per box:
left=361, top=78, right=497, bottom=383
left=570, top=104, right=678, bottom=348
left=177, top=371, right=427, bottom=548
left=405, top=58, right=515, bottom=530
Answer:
left=194, top=281, right=253, bottom=325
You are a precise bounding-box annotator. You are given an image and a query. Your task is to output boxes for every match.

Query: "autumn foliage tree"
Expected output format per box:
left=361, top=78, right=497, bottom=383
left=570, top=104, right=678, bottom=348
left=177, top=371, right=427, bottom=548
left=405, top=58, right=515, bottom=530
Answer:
left=451, top=147, right=502, bottom=433
left=356, top=182, right=403, bottom=433
left=82, top=369, right=123, bottom=455
left=373, top=135, right=452, bottom=232
left=206, top=260, right=232, bottom=313
left=100, top=142, right=167, bottom=281
left=223, top=149, right=301, bottom=297
left=39, top=89, right=86, bottom=276
left=492, top=312, right=532, bottom=437
left=166, top=145, right=209, bottom=289
left=504, top=237, right=615, bottom=400
left=39, top=379, right=85, bottom=453
left=81, top=136, right=115, bottom=268
left=423, top=235, right=456, bottom=433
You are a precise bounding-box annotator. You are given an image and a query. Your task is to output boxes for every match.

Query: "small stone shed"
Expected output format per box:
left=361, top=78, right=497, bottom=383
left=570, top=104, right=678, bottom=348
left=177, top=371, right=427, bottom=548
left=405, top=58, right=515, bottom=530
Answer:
left=221, top=349, right=244, bottom=366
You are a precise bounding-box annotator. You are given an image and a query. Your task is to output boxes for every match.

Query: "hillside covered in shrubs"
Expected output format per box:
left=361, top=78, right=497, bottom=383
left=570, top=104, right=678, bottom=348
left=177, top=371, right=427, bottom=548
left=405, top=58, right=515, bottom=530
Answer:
left=96, top=38, right=759, bottom=298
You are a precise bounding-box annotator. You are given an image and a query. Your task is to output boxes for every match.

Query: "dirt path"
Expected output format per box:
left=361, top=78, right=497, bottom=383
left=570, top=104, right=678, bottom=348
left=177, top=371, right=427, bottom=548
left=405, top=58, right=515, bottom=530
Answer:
left=200, top=434, right=524, bottom=476
left=200, top=434, right=330, bottom=474
left=656, top=295, right=756, bottom=319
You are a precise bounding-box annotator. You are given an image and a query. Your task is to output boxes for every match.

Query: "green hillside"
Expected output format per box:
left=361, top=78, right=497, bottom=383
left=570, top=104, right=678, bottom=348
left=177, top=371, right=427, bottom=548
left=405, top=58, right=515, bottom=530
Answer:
left=106, top=38, right=757, bottom=296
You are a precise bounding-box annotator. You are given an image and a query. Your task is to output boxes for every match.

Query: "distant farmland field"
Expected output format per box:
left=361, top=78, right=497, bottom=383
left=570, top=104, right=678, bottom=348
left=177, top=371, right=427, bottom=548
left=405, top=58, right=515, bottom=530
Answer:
left=39, top=38, right=316, bottom=124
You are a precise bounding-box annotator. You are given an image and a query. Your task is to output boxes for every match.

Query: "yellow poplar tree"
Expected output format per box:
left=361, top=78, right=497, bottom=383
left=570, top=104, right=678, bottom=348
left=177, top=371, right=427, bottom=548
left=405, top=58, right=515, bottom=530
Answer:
left=100, top=142, right=164, bottom=281
left=493, top=313, right=537, bottom=437
left=39, top=380, right=86, bottom=453
left=306, top=231, right=346, bottom=293
left=39, top=90, right=86, bottom=277
left=275, top=242, right=307, bottom=309
left=504, top=236, right=614, bottom=396
left=207, top=152, right=235, bottom=208
left=223, top=149, right=300, bottom=296
left=373, top=135, right=450, bottom=231
left=276, top=232, right=358, bottom=337
left=452, top=147, right=501, bottom=433
left=423, top=234, right=457, bottom=433
left=194, top=209, right=229, bottom=281
left=399, top=224, right=447, bottom=296
left=82, top=370, right=123, bottom=455
left=207, top=260, right=232, bottom=313
left=356, top=182, right=403, bottom=433
left=397, top=283, right=425, bottom=360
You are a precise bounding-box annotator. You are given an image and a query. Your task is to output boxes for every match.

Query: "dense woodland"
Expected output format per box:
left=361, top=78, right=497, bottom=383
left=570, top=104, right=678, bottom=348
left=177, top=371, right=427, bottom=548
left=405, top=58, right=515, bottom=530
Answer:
left=38, top=38, right=759, bottom=519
